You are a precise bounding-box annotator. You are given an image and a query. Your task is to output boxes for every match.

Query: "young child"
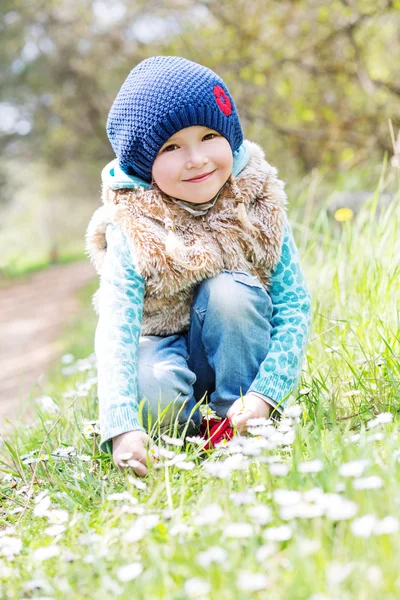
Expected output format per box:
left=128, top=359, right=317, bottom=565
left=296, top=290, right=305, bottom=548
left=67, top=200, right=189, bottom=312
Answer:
left=85, top=56, right=312, bottom=477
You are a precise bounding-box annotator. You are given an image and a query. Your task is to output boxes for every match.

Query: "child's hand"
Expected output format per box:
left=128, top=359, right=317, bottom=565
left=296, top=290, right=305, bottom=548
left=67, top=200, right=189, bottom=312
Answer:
left=227, top=393, right=272, bottom=434
left=112, top=430, right=156, bottom=477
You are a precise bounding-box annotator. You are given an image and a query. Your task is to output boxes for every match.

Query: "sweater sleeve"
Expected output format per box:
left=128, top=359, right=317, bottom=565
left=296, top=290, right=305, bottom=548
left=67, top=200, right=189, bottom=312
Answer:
left=247, top=220, right=312, bottom=412
left=94, top=222, right=146, bottom=455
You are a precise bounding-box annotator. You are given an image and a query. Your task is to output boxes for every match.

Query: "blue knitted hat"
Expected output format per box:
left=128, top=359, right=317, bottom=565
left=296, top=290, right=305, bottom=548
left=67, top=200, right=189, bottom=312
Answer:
left=106, top=56, right=244, bottom=183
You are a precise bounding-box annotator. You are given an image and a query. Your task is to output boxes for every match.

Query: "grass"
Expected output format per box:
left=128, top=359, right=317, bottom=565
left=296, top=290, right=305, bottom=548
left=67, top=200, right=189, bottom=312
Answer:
left=0, top=246, right=87, bottom=282
left=0, top=162, right=399, bottom=599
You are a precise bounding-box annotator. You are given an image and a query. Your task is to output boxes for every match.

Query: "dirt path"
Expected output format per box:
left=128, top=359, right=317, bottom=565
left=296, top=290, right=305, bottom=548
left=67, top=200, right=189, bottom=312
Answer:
left=0, top=260, right=96, bottom=433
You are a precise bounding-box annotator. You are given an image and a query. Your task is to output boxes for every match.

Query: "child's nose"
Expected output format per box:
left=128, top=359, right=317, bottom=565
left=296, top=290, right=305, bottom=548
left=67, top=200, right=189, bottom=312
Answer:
left=185, top=147, right=209, bottom=168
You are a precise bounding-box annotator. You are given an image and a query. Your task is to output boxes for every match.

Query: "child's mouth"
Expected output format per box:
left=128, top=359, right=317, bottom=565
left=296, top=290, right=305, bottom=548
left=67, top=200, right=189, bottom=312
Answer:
left=184, top=169, right=216, bottom=183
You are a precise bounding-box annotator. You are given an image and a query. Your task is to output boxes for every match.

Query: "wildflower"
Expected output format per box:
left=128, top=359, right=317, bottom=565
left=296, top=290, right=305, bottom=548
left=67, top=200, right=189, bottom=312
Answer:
left=184, top=577, right=211, bottom=599
left=322, top=494, right=358, bottom=521
left=0, top=536, right=23, bottom=558
left=338, top=459, right=369, bottom=478
left=61, top=353, right=74, bottom=364
left=298, top=459, right=324, bottom=473
left=374, top=516, right=399, bottom=535
left=297, top=537, right=321, bottom=556
left=193, top=504, right=223, bottom=526
left=284, top=405, right=302, bottom=419
left=73, top=472, right=86, bottom=480
left=186, top=435, right=207, bottom=446
left=230, top=491, right=255, bottom=506
left=107, top=492, right=138, bottom=505
left=343, top=390, right=361, bottom=397
left=169, top=523, right=193, bottom=536
left=255, top=543, right=278, bottom=562
left=280, top=502, right=325, bottom=520
left=77, top=454, right=91, bottom=462
left=161, top=434, right=184, bottom=447
left=273, top=489, right=302, bottom=507
left=44, top=525, right=66, bottom=537
left=366, top=565, right=383, bottom=586
left=269, top=463, right=290, bottom=476
left=225, top=523, right=254, bottom=538
left=52, top=446, right=76, bottom=458
left=237, top=571, right=269, bottom=591
left=33, top=495, right=52, bottom=517
left=247, top=505, right=273, bottom=525
left=325, top=345, right=340, bottom=353
left=118, top=452, right=133, bottom=461
left=366, top=432, right=384, bottom=442
left=299, top=387, right=312, bottom=396
left=326, top=562, right=355, bottom=586
left=127, top=475, right=147, bottom=490
left=350, top=515, right=377, bottom=537
left=263, top=525, right=292, bottom=542
left=352, top=476, right=383, bottom=490
left=334, top=207, right=354, bottom=222
left=196, top=546, right=227, bottom=567
left=34, top=490, right=49, bottom=504
left=37, top=395, right=60, bottom=413
left=200, top=406, right=220, bottom=421
left=116, top=562, right=143, bottom=582
left=344, top=433, right=361, bottom=444
left=81, top=422, right=100, bottom=438
left=33, top=545, right=60, bottom=561
left=123, top=515, right=159, bottom=543
left=46, top=509, right=69, bottom=524
left=247, top=417, right=272, bottom=427
left=367, top=412, right=393, bottom=429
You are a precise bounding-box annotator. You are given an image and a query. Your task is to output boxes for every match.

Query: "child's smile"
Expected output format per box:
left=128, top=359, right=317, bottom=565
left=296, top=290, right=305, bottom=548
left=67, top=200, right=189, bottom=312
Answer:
left=152, top=126, right=233, bottom=203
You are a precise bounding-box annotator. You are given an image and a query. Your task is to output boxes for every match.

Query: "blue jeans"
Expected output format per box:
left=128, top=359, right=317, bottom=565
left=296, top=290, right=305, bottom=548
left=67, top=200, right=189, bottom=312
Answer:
left=137, top=270, right=273, bottom=433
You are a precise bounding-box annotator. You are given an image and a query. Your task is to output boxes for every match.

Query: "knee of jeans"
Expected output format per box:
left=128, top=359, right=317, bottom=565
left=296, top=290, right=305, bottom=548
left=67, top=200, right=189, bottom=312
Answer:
left=198, top=271, right=259, bottom=319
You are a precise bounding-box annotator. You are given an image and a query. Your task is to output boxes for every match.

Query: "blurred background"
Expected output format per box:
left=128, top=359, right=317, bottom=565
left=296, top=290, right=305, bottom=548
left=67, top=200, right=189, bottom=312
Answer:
left=1, top=0, right=400, bottom=273
left=0, top=0, right=399, bottom=428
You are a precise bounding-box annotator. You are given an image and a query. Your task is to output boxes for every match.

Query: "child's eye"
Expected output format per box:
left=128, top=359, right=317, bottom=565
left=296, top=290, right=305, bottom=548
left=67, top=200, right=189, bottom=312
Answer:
left=162, top=133, right=218, bottom=153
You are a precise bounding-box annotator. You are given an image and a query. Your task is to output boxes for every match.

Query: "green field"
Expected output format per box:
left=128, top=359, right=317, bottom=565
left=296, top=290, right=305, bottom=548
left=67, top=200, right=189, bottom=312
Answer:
left=1, top=171, right=399, bottom=600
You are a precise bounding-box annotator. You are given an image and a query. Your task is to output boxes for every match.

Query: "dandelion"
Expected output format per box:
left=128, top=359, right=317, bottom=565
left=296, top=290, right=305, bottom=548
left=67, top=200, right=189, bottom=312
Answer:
left=225, top=523, right=254, bottom=538
left=298, top=459, right=324, bottom=473
left=263, top=525, right=292, bottom=542
left=184, top=577, right=211, bottom=599
left=237, top=571, right=269, bottom=592
left=33, top=545, right=60, bottom=561
left=338, top=459, right=369, bottom=478
left=196, top=546, right=227, bottom=567
left=334, top=207, right=354, bottom=222
left=116, top=562, right=143, bottom=582
left=352, top=476, right=383, bottom=490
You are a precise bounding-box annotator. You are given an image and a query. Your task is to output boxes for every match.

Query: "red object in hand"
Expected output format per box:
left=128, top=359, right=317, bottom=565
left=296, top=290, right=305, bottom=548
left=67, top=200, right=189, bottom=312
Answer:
left=199, top=416, right=234, bottom=449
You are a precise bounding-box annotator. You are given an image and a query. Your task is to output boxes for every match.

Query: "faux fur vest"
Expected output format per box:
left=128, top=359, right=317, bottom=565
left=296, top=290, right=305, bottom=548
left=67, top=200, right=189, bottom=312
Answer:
left=85, top=140, right=288, bottom=336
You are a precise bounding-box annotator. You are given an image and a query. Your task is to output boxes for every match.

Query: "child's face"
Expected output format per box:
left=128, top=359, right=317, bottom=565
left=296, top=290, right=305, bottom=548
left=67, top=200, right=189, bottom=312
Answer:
left=152, top=126, right=233, bottom=203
